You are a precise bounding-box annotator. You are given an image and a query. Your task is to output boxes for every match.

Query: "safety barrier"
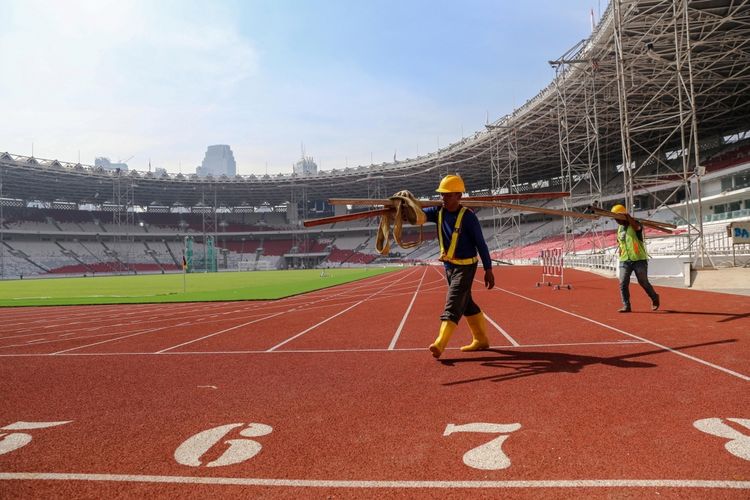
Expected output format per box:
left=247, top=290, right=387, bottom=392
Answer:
left=536, top=248, right=571, bottom=290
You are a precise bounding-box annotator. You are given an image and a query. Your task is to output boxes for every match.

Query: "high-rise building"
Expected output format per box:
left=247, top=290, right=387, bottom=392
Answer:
left=95, top=157, right=129, bottom=172
left=196, top=145, right=236, bottom=177
left=293, top=156, right=317, bottom=176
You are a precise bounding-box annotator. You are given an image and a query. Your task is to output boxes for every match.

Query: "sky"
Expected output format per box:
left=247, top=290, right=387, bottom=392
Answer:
left=0, top=0, right=601, bottom=176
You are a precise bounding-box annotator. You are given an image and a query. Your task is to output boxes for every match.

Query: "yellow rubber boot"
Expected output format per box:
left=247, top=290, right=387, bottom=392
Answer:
left=429, top=320, right=457, bottom=358
left=461, top=313, right=489, bottom=352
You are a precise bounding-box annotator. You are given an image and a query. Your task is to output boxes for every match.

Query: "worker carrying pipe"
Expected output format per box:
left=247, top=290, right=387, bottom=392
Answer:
left=424, top=174, right=495, bottom=358
left=611, top=204, right=660, bottom=313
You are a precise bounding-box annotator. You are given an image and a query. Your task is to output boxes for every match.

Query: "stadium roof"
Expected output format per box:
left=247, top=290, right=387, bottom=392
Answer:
left=1, top=0, right=749, bottom=208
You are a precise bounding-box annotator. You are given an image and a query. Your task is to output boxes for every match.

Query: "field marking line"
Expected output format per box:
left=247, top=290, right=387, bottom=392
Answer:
left=185, top=341, right=648, bottom=354
left=267, top=267, right=421, bottom=352
left=0, top=311, right=138, bottom=333
left=267, top=268, right=418, bottom=314
left=156, top=311, right=288, bottom=353
left=0, top=305, right=205, bottom=338
left=346, top=286, right=438, bottom=302
left=0, top=328, right=156, bottom=351
left=280, top=267, right=415, bottom=309
left=0, top=472, right=747, bottom=490
left=0, top=303, right=152, bottom=324
left=418, top=275, right=519, bottom=348
left=156, top=270, right=420, bottom=354
left=303, top=271, right=419, bottom=306
left=51, top=322, right=193, bottom=355
left=266, top=301, right=366, bottom=352
left=0, top=305, right=262, bottom=349
left=333, top=270, right=445, bottom=302
left=0, top=319, right=179, bottom=342
left=429, top=264, right=445, bottom=280
left=388, top=266, right=428, bottom=350
left=484, top=314, right=520, bottom=347
left=492, top=286, right=750, bottom=382
left=0, top=341, right=649, bottom=357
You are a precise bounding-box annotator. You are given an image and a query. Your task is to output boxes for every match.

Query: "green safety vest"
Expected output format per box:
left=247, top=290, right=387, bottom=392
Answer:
left=617, top=224, right=649, bottom=262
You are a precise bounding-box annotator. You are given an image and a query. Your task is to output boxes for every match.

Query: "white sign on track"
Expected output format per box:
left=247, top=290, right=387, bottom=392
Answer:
left=693, top=418, right=750, bottom=461
left=0, top=421, right=72, bottom=456
left=444, top=422, right=522, bottom=470
left=174, top=423, right=273, bottom=467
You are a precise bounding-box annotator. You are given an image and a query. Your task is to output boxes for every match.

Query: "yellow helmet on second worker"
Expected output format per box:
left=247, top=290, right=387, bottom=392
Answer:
left=436, top=174, right=465, bottom=193
left=611, top=204, right=627, bottom=214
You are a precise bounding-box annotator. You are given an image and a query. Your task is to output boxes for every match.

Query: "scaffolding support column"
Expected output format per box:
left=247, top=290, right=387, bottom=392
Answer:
left=489, top=124, right=521, bottom=257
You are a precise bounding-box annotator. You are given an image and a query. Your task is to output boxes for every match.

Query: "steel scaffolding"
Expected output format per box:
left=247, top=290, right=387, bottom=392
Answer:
left=551, top=38, right=606, bottom=255
left=112, top=170, right=135, bottom=273
left=199, top=183, right=218, bottom=272
left=489, top=124, right=521, bottom=256
left=290, top=182, right=309, bottom=263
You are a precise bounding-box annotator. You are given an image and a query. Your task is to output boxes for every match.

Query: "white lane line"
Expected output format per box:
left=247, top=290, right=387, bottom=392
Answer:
left=0, top=473, right=747, bottom=490
left=430, top=265, right=445, bottom=280
left=267, top=267, right=421, bottom=352
left=484, top=314, right=520, bottom=347
left=0, top=341, right=649, bottom=357
left=83, top=268, right=418, bottom=354
left=284, top=268, right=415, bottom=309
left=1, top=328, right=164, bottom=351
left=0, top=307, right=234, bottom=342
left=0, top=303, right=196, bottom=331
left=0, top=305, right=152, bottom=327
left=266, top=301, right=365, bottom=351
left=493, top=286, right=750, bottom=382
left=388, top=267, right=428, bottom=350
left=10, top=303, right=292, bottom=350
left=439, top=274, right=519, bottom=347
left=51, top=322, right=193, bottom=355
left=156, top=311, right=288, bottom=353
left=174, top=340, right=649, bottom=354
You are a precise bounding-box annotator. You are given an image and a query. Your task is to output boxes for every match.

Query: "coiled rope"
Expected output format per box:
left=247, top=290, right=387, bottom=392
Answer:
left=375, top=190, right=426, bottom=255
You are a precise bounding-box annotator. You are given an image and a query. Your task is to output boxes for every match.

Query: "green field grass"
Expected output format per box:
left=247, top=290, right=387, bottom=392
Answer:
left=0, top=268, right=400, bottom=307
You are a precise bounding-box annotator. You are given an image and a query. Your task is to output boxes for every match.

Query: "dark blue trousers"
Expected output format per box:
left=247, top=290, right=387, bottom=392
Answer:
left=442, top=262, right=481, bottom=323
left=619, top=260, right=658, bottom=307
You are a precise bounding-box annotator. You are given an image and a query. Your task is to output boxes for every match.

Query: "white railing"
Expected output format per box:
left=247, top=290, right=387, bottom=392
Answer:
left=562, top=252, right=619, bottom=274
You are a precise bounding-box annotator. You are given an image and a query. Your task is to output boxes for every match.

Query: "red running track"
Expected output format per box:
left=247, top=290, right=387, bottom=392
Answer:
left=0, top=265, right=748, bottom=499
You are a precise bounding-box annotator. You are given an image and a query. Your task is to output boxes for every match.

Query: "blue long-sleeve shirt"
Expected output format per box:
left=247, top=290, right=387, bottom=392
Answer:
left=424, top=206, right=492, bottom=271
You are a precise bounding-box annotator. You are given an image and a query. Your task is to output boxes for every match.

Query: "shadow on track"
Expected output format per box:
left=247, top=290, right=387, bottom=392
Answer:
left=439, top=339, right=737, bottom=386
left=658, top=309, right=750, bottom=324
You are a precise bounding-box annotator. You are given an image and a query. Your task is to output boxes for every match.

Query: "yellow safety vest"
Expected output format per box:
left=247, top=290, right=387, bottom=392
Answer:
left=617, top=225, right=649, bottom=262
left=438, top=207, right=479, bottom=266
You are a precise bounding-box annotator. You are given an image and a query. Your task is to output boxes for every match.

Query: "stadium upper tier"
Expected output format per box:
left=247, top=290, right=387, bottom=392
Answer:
left=1, top=0, right=749, bottom=208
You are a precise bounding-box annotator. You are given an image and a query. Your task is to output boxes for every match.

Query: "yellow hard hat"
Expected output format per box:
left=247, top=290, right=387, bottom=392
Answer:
left=611, top=204, right=627, bottom=214
left=436, top=174, right=465, bottom=193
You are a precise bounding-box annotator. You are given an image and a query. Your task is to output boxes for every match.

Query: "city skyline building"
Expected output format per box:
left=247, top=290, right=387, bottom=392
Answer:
left=293, top=155, right=318, bottom=176
left=196, top=144, right=236, bottom=177
left=95, top=157, right=129, bottom=172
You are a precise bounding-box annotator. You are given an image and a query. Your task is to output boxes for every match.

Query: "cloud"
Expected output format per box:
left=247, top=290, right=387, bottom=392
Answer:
left=0, top=0, right=258, bottom=168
